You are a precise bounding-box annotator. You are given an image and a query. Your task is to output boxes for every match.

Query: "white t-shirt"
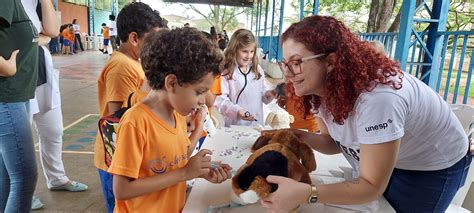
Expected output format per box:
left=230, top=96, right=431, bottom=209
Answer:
left=109, top=20, right=117, bottom=36
left=317, top=73, right=467, bottom=175
left=72, top=24, right=80, bottom=34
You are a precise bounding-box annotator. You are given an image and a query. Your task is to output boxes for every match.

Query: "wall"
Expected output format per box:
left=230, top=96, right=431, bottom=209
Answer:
left=58, top=0, right=88, bottom=35
left=93, top=9, right=111, bottom=36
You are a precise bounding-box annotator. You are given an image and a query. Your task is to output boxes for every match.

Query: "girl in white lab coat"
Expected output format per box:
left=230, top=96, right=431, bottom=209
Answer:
left=214, top=29, right=275, bottom=127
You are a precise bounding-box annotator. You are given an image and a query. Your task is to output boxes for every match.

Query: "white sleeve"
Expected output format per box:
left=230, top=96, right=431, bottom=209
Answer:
left=355, top=91, right=407, bottom=144
left=214, top=77, right=244, bottom=122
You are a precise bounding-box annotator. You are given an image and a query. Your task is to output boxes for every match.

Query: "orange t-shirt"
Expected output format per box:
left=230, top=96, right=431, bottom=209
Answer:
left=285, top=97, right=319, bottom=133
left=121, top=90, right=149, bottom=108
left=62, top=29, right=74, bottom=42
left=210, top=76, right=221, bottom=95
left=95, top=51, right=145, bottom=171
left=108, top=104, right=190, bottom=212
left=102, top=27, right=110, bottom=39
left=207, top=76, right=222, bottom=116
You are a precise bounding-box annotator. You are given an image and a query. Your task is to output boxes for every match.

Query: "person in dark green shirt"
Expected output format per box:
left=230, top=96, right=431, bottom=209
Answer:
left=0, top=0, right=39, bottom=212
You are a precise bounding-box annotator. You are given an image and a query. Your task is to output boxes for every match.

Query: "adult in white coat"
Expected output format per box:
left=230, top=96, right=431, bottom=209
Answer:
left=21, top=0, right=88, bottom=209
left=214, top=29, right=275, bottom=127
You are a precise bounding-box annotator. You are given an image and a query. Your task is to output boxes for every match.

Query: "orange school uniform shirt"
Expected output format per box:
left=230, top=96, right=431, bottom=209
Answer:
left=61, top=29, right=73, bottom=41
left=121, top=90, right=148, bottom=108
left=210, top=76, right=221, bottom=95
left=95, top=51, right=145, bottom=171
left=285, top=97, right=319, bottom=133
left=108, top=104, right=190, bottom=212
left=102, top=27, right=110, bottom=39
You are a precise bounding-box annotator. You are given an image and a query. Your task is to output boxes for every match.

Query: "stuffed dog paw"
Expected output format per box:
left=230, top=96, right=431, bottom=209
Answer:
left=231, top=130, right=316, bottom=204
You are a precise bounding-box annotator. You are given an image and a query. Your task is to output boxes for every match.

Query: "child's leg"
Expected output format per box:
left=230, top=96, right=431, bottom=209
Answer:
left=97, top=169, right=115, bottom=213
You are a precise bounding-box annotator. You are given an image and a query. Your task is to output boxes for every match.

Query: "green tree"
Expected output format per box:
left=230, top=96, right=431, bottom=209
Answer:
left=290, top=0, right=369, bottom=32
left=185, top=4, right=246, bottom=32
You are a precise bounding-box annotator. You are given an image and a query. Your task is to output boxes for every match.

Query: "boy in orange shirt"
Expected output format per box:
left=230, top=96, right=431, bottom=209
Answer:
left=276, top=81, right=319, bottom=133
left=100, top=23, right=110, bottom=54
left=61, top=25, right=73, bottom=55
left=95, top=3, right=164, bottom=213
left=109, top=27, right=231, bottom=212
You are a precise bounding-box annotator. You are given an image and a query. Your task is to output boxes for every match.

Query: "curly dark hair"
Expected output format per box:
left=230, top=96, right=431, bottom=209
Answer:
left=141, top=28, right=223, bottom=90
left=281, top=15, right=403, bottom=125
left=117, top=2, right=163, bottom=43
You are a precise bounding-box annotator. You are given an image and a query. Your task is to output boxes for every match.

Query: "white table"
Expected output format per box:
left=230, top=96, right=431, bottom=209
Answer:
left=183, top=126, right=395, bottom=213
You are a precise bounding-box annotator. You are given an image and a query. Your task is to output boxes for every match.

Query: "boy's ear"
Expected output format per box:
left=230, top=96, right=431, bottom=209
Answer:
left=128, top=32, right=139, bottom=47
left=164, top=74, right=177, bottom=92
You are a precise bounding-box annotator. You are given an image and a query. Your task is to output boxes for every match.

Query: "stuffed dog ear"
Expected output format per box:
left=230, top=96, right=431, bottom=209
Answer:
left=251, top=135, right=271, bottom=152
left=289, top=115, right=295, bottom=123
left=265, top=112, right=276, bottom=127
left=299, top=142, right=317, bottom=172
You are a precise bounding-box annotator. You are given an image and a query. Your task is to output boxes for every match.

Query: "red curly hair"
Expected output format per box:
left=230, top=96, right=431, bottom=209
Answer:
left=281, top=15, right=403, bottom=125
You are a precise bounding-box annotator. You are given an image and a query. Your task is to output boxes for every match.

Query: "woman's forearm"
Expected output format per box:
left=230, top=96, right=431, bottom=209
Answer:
left=40, top=0, right=59, bottom=37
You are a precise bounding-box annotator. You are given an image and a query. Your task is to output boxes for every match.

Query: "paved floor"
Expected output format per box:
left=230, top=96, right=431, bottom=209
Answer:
left=33, top=51, right=107, bottom=212
left=30, top=50, right=474, bottom=212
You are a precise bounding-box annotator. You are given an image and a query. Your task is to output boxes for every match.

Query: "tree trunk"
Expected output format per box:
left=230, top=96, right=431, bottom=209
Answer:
left=214, top=5, right=221, bottom=32
left=387, top=0, right=422, bottom=32
left=387, top=8, right=401, bottom=32
left=374, top=0, right=395, bottom=32
left=367, top=0, right=379, bottom=33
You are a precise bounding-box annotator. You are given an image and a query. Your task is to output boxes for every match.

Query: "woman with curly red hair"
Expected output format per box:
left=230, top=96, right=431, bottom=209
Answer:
left=260, top=15, right=471, bottom=212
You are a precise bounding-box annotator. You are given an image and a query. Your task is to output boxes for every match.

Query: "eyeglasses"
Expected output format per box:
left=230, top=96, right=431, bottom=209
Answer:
left=277, top=53, right=327, bottom=76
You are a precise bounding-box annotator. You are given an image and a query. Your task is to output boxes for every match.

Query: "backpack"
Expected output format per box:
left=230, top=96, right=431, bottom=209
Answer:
left=98, top=93, right=134, bottom=167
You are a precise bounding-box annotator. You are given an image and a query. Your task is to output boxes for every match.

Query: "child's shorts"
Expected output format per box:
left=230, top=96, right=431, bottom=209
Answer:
left=63, top=40, right=70, bottom=46
left=104, top=39, right=109, bottom=46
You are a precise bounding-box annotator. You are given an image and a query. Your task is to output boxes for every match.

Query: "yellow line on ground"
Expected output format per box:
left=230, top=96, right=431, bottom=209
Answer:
left=64, top=113, right=99, bottom=130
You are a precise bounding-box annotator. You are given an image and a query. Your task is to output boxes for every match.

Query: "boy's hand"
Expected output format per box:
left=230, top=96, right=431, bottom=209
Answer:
left=264, top=89, right=277, bottom=101
left=0, top=50, right=19, bottom=77
left=184, top=149, right=212, bottom=180
left=201, top=162, right=232, bottom=184
left=193, top=105, right=206, bottom=128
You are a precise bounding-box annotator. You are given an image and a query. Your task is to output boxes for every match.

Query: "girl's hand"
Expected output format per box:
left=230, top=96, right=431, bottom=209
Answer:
left=0, top=50, right=19, bottom=77
left=260, top=176, right=310, bottom=212
left=201, top=162, right=232, bottom=184
left=238, top=109, right=256, bottom=121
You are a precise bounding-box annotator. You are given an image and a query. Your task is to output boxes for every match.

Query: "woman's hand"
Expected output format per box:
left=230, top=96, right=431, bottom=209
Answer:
left=260, top=176, right=311, bottom=212
left=0, top=50, right=19, bottom=77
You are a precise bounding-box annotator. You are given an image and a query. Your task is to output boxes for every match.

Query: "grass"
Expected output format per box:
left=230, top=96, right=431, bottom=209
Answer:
left=439, top=69, right=474, bottom=99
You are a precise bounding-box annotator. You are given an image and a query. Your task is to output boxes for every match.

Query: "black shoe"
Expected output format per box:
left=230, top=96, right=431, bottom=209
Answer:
left=99, top=49, right=104, bottom=53
left=103, top=51, right=109, bottom=54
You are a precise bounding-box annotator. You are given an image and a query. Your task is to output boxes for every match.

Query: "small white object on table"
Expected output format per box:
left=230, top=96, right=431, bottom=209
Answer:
left=183, top=126, right=395, bottom=213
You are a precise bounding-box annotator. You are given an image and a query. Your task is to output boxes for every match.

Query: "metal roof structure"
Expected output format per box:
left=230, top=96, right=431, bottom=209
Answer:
left=162, top=0, right=254, bottom=7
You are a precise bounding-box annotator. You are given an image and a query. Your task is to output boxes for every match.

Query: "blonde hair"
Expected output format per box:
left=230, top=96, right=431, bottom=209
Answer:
left=369, top=40, right=386, bottom=55
left=221, top=29, right=261, bottom=80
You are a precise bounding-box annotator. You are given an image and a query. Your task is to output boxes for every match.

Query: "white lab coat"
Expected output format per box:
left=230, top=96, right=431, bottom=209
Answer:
left=214, top=65, right=267, bottom=127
